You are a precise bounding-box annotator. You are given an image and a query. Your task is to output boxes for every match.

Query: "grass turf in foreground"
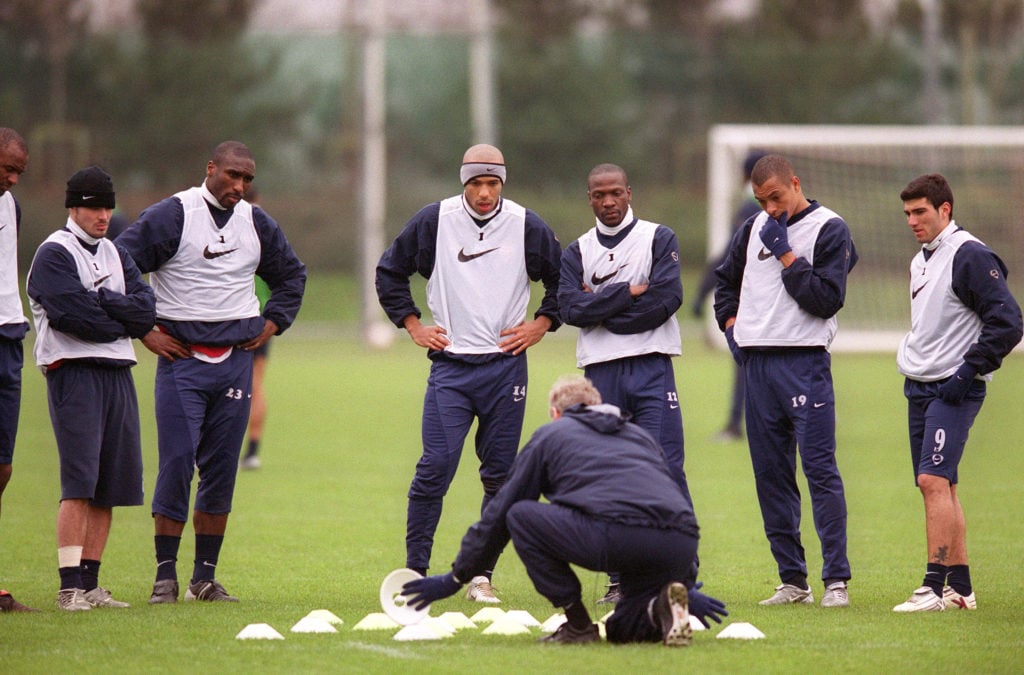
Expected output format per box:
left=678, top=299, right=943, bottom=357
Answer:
left=1, top=328, right=1022, bottom=673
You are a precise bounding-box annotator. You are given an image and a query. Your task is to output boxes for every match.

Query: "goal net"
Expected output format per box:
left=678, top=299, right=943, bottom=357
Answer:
left=706, top=124, right=1024, bottom=352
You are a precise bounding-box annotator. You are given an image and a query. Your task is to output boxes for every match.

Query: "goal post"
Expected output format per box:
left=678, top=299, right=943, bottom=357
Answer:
left=706, top=124, right=1024, bottom=352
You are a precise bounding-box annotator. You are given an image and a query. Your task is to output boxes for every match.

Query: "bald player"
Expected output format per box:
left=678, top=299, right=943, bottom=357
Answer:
left=376, top=144, right=562, bottom=602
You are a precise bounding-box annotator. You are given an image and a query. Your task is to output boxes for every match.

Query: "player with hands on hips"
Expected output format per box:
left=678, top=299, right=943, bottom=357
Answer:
left=402, top=376, right=726, bottom=646
left=116, top=141, right=306, bottom=604
left=376, top=144, right=561, bottom=604
left=893, top=174, right=1022, bottom=612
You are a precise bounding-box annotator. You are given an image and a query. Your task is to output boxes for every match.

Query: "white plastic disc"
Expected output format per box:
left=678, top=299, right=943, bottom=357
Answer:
left=379, top=568, right=429, bottom=626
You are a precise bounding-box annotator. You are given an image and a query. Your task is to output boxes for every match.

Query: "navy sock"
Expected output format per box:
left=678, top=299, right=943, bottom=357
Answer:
left=564, top=600, right=592, bottom=629
left=80, top=559, right=101, bottom=591
left=155, top=535, right=181, bottom=582
left=924, top=562, right=947, bottom=596
left=59, top=566, right=83, bottom=591
left=245, top=439, right=259, bottom=458
left=192, top=534, right=224, bottom=583
left=946, top=565, right=972, bottom=596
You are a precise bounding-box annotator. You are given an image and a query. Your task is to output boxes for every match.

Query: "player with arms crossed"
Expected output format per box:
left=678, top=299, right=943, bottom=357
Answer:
left=117, top=141, right=306, bottom=603
left=558, top=163, right=692, bottom=603
left=893, top=173, right=1022, bottom=612
left=28, top=166, right=155, bottom=610
left=714, top=154, right=857, bottom=608
left=376, top=144, right=561, bottom=602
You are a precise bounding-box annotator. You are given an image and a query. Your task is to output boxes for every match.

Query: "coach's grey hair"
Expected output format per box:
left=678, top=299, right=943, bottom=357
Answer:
left=548, top=375, right=602, bottom=414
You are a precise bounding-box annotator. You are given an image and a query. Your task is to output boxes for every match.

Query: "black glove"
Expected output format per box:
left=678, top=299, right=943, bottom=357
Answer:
left=401, top=572, right=462, bottom=610
left=687, top=582, right=728, bottom=628
left=758, top=212, right=791, bottom=258
left=725, top=325, right=745, bottom=366
left=936, top=363, right=977, bottom=405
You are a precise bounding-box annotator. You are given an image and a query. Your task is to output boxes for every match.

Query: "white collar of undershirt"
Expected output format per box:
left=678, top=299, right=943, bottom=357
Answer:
left=462, top=194, right=501, bottom=222
left=201, top=182, right=227, bottom=210
left=66, top=217, right=102, bottom=246
left=924, top=220, right=957, bottom=251
left=595, top=206, right=634, bottom=237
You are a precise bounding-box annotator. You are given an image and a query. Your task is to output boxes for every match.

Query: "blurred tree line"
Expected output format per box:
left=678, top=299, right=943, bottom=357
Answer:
left=2, top=0, right=1023, bottom=271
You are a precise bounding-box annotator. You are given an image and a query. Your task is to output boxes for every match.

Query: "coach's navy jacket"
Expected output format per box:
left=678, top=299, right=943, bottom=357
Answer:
left=450, top=403, right=698, bottom=582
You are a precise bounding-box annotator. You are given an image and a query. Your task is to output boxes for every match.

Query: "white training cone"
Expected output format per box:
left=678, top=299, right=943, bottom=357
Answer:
left=716, top=622, right=766, bottom=640
left=540, top=613, right=567, bottom=632
left=504, top=609, right=541, bottom=627
left=290, top=616, right=338, bottom=634
left=481, top=615, right=531, bottom=635
left=379, top=568, right=429, bottom=626
left=353, top=612, right=401, bottom=630
left=303, top=609, right=344, bottom=626
left=422, top=616, right=457, bottom=636
left=689, top=614, right=706, bottom=631
left=236, top=623, right=285, bottom=640
left=469, top=607, right=506, bottom=623
left=394, top=623, right=444, bottom=641
left=439, top=611, right=477, bottom=630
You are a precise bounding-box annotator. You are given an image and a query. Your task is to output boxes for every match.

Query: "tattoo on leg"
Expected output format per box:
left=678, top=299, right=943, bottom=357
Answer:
left=931, top=545, right=949, bottom=563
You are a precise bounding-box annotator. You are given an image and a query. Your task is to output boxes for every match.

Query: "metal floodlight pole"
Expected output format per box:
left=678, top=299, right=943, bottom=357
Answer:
left=469, top=0, right=496, bottom=145
left=360, top=0, right=393, bottom=347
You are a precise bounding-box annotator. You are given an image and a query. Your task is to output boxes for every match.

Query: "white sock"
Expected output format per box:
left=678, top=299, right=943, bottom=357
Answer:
left=58, top=545, right=84, bottom=569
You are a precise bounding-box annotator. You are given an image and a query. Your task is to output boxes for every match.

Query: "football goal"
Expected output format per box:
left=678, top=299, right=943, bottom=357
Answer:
left=706, top=124, right=1024, bottom=352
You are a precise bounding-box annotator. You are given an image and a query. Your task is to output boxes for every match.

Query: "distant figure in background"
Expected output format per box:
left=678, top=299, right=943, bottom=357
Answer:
left=241, top=187, right=269, bottom=471
left=892, top=174, right=1022, bottom=612
left=0, top=127, right=36, bottom=612
left=693, top=150, right=766, bottom=442
left=27, top=166, right=155, bottom=611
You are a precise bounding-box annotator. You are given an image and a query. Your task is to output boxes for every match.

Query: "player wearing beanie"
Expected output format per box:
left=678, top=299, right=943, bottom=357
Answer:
left=28, top=165, right=155, bottom=610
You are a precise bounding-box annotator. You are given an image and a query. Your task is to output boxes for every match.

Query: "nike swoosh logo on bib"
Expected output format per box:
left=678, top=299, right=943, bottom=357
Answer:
left=757, top=248, right=773, bottom=261
left=590, top=270, right=620, bottom=285
left=458, top=246, right=499, bottom=262
left=912, top=281, right=928, bottom=299
left=203, top=245, right=238, bottom=260
left=93, top=274, right=111, bottom=287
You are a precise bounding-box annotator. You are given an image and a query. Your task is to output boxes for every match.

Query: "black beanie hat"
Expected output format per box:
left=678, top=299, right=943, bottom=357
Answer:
left=65, top=165, right=115, bottom=209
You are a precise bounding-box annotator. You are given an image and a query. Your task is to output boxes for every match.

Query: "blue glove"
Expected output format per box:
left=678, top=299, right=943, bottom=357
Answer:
left=687, top=582, right=728, bottom=628
left=936, top=363, right=977, bottom=405
left=758, top=212, right=791, bottom=258
left=401, top=572, right=462, bottom=610
left=725, top=325, right=745, bottom=366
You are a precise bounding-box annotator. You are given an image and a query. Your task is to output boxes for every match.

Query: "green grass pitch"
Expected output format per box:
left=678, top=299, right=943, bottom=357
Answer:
left=2, top=275, right=1023, bottom=673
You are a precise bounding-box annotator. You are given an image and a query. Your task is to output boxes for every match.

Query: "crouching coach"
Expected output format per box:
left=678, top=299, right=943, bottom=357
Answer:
left=401, top=376, right=726, bottom=646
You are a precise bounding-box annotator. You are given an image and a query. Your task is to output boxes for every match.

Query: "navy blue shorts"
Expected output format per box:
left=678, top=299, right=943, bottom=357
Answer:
left=0, top=339, right=23, bottom=464
left=151, top=348, right=253, bottom=521
left=46, top=362, right=143, bottom=506
left=904, top=378, right=986, bottom=485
